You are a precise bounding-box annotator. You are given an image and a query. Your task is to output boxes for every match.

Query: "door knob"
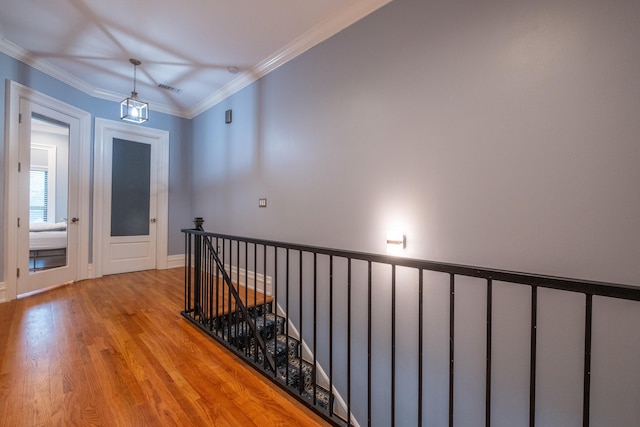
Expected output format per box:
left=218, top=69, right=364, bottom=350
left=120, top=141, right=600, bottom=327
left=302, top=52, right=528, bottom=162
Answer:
left=150, top=218, right=157, bottom=223
left=71, top=217, right=79, bottom=223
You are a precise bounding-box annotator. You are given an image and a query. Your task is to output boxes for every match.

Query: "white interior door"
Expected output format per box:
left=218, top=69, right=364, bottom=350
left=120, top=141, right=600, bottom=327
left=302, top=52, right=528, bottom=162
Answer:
left=3, top=81, right=90, bottom=302
left=17, top=101, right=79, bottom=294
left=94, top=119, right=169, bottom=276
left=102, top=133, right=157, bottom=275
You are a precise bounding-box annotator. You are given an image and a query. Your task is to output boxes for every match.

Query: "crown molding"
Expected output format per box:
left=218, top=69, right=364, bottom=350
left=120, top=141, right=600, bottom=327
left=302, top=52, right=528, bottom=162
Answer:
left=0, top=38, right=95, bottom=94
left=0, top=38, right=190, bottom=118
left=187, top=0, right=393, bottom=118
left=1, top=0, right=392, bottom=121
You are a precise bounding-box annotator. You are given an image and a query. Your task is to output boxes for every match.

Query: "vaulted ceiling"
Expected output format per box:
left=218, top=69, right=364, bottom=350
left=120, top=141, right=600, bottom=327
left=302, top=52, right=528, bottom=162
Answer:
left=0, top=0, right=390, bottom=118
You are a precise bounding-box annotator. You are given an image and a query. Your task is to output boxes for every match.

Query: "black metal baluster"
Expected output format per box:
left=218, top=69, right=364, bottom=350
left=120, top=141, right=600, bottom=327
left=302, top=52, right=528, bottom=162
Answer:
left=367, top=261, right=372, bottom=427
left=486, top=279, right=493, bottom=427
left=232, top=240, right=237, bottom=348
left=583, top=294, right=593, bottom=427
left=274, top=247, right=279, bottom=376
left=391, top=264, right=396, bottom=427
left=313, top=253, right=318, bottom=405
left=418, top=269, right=424, bottom=427
left=263, top=244, right=267, bottom=310
left=286, top=249, right=290, bottom=381
left=347, top=258, right=352, bottom=426
left=449, top=273, right=455, bottom=427
left=329, top=255, right=334, bottom=419
left=299, top=250, right=304, bottom=396
left=243, top=241, right=250, bottom=357
left=530, top=285, right=538, bottom=427
left=185, top=233, right=190, bottom=313
left=254, top=243, right=258, bottom=362
left=254, top=243, right=258, bottom=309
left=225, top=240, right=232, bottom=345
left=208, top=243, right=213, bottom=329
left=215, top=237, right=220, bottom=325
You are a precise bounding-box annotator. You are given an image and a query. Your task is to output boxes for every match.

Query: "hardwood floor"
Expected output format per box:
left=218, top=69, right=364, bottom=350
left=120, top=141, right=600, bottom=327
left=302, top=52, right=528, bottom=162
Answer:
left=0, top=268, right=328, bottom=426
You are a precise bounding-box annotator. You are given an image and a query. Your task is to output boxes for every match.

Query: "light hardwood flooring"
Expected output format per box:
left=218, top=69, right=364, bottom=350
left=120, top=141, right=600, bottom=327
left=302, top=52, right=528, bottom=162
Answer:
left=0, top=268, right=328, bottom=426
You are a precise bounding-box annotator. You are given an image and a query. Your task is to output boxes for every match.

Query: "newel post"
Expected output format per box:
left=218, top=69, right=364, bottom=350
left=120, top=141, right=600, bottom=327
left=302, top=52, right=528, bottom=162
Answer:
left=193, top=217, right=204, bottom=231
left=193, top=217, right=204, bottom=316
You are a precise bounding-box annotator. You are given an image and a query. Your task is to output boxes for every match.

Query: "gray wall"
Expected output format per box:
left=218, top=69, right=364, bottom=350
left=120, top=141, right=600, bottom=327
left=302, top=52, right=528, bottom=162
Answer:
left=191, top=0, right=640, bottom=286
left=190, top=0, right=640, bottom=424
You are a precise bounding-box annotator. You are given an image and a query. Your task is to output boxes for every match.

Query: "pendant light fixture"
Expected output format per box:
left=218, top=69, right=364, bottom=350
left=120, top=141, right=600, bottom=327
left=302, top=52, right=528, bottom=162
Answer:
left=120, top=58, right=149, bottom=123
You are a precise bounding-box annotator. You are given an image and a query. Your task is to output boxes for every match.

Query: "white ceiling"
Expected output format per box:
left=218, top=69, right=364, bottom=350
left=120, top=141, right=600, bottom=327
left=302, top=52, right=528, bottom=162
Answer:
left=0, top=0, right=390, bottom=118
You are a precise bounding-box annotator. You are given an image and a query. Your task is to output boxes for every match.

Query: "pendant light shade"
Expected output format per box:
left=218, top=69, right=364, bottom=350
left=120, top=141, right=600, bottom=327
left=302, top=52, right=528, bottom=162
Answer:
left=120, top=59, right=149, bottom=123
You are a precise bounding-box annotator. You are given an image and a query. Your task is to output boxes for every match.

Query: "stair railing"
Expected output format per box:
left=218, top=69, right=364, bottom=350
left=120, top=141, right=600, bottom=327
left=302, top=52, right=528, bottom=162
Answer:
left=183, top=218, right=276, bottom=373
left=182, top=219, right=640, bottom=427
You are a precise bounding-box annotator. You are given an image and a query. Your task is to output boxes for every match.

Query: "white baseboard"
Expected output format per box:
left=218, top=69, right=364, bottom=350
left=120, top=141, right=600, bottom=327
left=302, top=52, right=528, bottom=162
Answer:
left=166, top=254, right=185, bottom=269
left=0, top=282, right=7, bottom=304
left=226, top=264, right=272, bottom=295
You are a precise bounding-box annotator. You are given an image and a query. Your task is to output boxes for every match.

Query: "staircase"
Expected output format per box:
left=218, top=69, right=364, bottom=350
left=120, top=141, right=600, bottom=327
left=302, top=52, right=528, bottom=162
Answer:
left=215, top=301, right=333, bottom=412
left=182, top=220, right=346, bottom=425
left=183, top=280, right=338, bottom=424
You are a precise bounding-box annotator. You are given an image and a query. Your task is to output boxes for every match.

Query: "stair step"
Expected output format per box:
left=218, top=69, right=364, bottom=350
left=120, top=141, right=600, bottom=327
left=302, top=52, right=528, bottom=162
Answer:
left=255, top=313, right=286, bottom=338
left=300, top=385, right=332, bottom=411
left=252, top=334, right=300, bottom=366
left=277, top=357, right=314, bottom=390
left=211, top=301, right=274, bottom=328
left=210, top=310, right=333, bottom=413
left=277, top=358, right=332, bottom=411
left=218, top=313, right=285, bottom=347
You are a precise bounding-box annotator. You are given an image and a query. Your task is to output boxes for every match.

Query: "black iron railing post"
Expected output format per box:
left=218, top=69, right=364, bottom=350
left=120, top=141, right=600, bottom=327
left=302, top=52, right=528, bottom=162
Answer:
left=193, top=218, right=203, bottom=318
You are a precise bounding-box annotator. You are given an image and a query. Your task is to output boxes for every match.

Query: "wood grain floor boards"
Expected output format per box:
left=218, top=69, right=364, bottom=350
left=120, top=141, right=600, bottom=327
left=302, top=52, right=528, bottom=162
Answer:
left=0, top=268, right=328, bottom=426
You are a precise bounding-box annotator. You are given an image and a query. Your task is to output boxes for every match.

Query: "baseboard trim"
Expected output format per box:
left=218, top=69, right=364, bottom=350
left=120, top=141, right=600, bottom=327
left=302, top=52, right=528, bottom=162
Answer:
left=225, top=264, right=272, bottom=296
left=0, top=282, right=7, bottom=304
left=166, top=254, right=185, bottom=269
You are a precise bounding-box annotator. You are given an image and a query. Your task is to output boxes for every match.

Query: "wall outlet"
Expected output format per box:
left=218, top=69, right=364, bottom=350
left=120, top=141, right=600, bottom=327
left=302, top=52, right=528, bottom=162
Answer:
left=258, top=198, right=267, bottom=208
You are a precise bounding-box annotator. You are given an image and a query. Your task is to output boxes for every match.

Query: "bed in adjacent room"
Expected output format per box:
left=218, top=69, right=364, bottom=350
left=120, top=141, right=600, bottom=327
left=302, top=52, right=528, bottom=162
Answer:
left=29, top=221, right=67, bottom=271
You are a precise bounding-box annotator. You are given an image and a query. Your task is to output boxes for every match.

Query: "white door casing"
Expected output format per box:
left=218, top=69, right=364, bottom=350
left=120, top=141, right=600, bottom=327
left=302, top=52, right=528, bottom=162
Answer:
left=93, top=118, right=169, bottom=277
left=3, top=81, right=91, bottom=301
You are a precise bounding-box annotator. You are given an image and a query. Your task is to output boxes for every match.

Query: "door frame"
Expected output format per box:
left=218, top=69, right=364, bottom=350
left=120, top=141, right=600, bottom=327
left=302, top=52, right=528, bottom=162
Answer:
left=92, top=118, right=169, bottom=278
left=2, top=80, right=91, bottom=301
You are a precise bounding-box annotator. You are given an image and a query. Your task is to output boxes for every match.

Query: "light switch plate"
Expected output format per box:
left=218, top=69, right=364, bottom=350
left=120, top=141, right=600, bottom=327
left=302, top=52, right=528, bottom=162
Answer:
left=259, top=198, right=267, bottom=208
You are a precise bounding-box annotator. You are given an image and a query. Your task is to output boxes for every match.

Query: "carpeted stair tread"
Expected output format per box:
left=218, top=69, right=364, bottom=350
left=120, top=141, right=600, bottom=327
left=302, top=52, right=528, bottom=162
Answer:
left=252, top=334, right=300, bottom=366
left=210, top=305, right=333, bottom=414
left=300, top=385, right=332, bottom=411
left=218, top=313, right=285, bottom=345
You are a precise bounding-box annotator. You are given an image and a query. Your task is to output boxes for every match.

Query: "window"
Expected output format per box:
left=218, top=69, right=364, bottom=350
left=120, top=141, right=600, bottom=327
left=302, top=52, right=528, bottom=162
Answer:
left=30, top=169, right=48, bottom=222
